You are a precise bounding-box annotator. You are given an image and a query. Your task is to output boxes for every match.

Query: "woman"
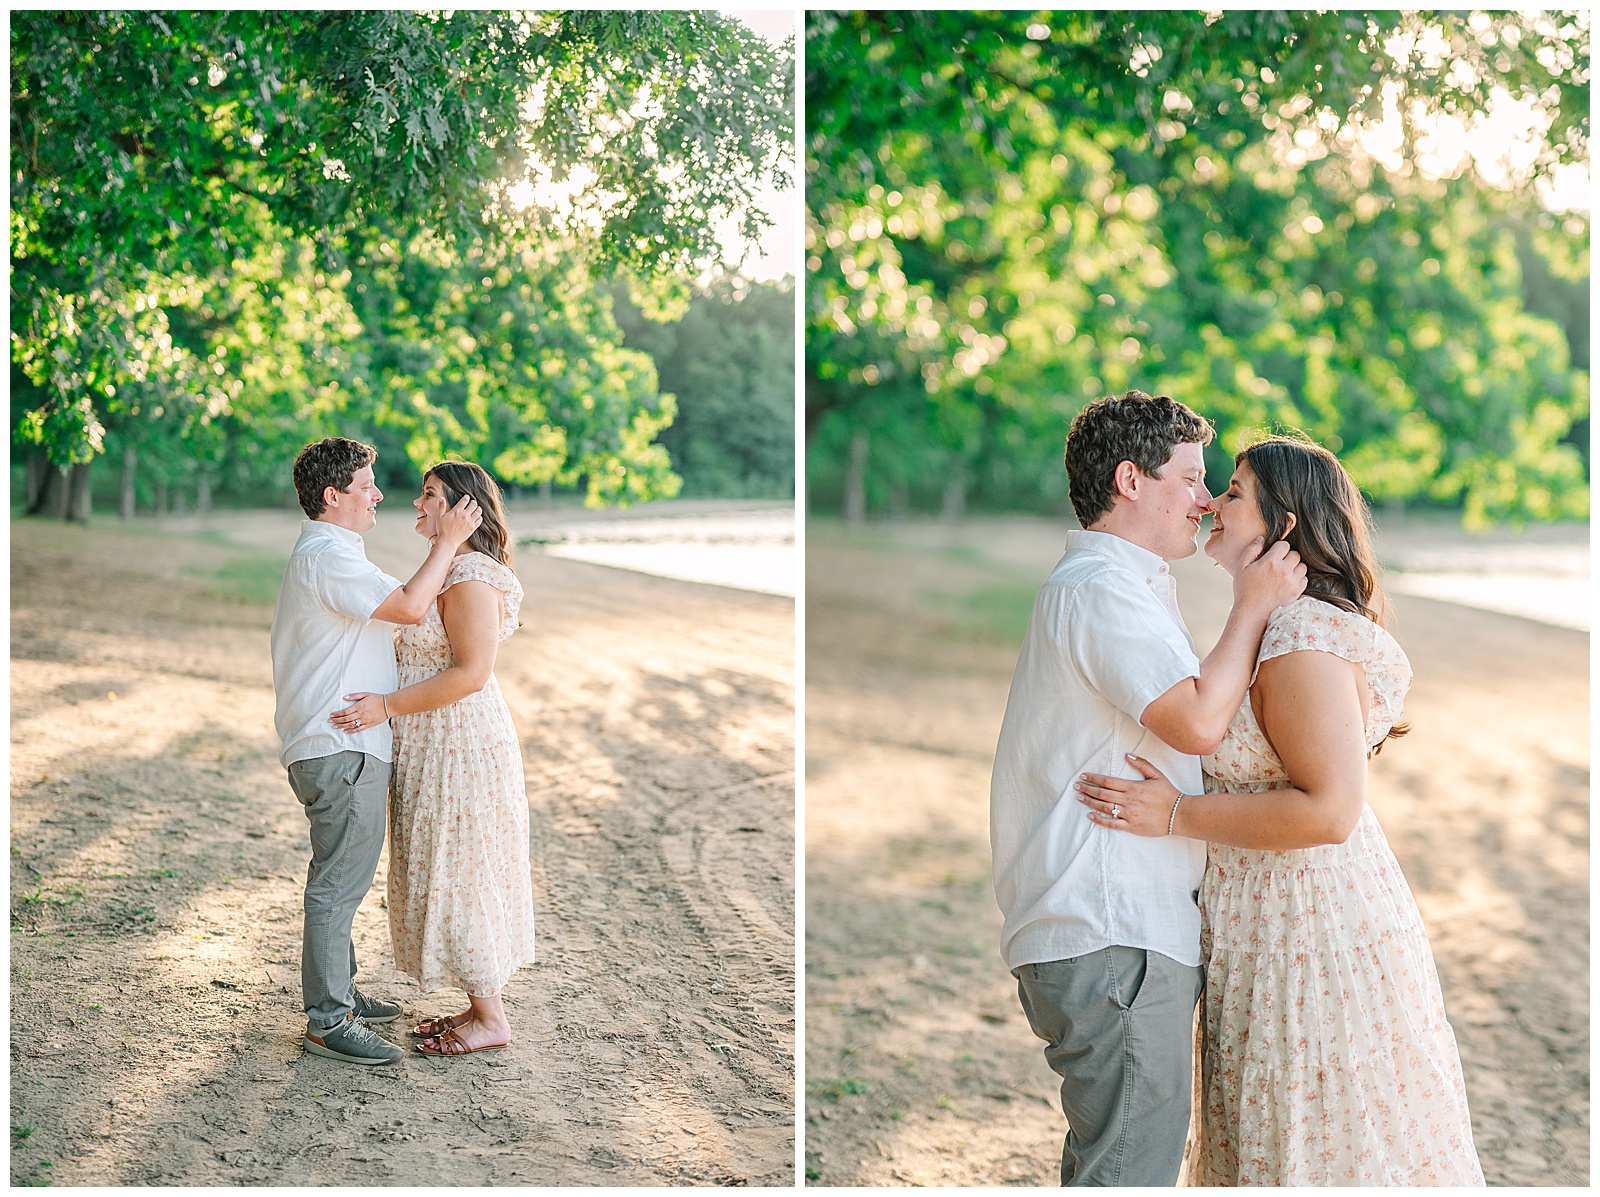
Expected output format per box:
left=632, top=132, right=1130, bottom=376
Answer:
left=330, top=461, right=535, bottom=1057
left=1075, top=435, right=1482, bottom=1185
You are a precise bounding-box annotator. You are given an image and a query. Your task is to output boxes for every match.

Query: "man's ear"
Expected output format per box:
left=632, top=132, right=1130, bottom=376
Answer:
left=323, top=484, right=342, bottom=510
left=1111, top=460, right=1142, bottom=502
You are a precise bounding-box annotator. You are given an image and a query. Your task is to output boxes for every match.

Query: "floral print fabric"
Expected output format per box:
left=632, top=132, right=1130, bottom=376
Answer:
left=387, top=551, right=536, bottom=996
left=1188, top=598, right=1483, bottom=1185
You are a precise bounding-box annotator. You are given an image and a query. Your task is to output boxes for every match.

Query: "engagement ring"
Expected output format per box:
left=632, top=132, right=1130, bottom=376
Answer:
left=1110, top=803, right=1123, bottom=820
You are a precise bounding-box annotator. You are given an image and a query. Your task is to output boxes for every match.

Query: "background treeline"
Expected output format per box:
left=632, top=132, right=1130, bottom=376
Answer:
left=613, top=277, right=796, bottom=500
left=806, top=11, right=1589, bottom=526
left=12, top=268, right=798, bottom=514
left=11, top=10, right=794, bottom=518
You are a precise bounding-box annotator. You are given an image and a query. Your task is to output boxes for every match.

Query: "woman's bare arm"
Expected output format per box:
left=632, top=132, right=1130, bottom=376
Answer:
left=369, top=497, right=482, bottom=624
left=330, top=578, right=501, bottom=731
left=382, top=579, right=501, bottom=716
left=1078, top=649, right=1371, bottom=849
left=1138, top=538, right=1307, bottom=754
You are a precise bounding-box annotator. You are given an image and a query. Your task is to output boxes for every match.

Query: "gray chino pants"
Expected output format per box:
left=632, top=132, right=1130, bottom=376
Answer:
left=286, top=751, right=391, bottom=1030
left=1015, top=946, right=1203, bottom=1186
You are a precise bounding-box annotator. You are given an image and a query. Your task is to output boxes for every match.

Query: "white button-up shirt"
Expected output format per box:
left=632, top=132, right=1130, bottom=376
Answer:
left=270, top=520, right=403, bottom=768
left=990, top=529, right=1208, bottom=970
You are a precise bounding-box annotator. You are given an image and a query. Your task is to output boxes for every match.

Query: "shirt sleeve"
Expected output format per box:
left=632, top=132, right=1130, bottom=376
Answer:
left=313, top=546, right=403, bottom=624
left=1061, top=571, right=1201, bottom=721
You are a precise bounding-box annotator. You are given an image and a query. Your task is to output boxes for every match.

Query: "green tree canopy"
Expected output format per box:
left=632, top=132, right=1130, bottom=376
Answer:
left=12, top=9, right=793, bottom=513
left=806, top=10, right=1589, bottom=526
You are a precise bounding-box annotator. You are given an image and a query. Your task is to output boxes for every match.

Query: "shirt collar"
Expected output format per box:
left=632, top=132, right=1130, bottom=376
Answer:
left=303, top=518, right=365, bottom=549
left=1063, top=528, right=1172, bottom=580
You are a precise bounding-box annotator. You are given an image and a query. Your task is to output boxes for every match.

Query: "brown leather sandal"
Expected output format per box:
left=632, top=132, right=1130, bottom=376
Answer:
left=416, top=1027, right=510, bottom=1056
left=410, top=1013, right=472, bottom=1038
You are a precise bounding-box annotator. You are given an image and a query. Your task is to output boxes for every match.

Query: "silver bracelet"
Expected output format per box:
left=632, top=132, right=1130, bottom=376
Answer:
left=1167, top=793, right=1184, bottom=836
left=381, top=694, right=391, bottom=721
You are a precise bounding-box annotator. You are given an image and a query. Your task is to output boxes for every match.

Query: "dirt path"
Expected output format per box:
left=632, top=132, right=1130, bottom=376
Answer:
left=803, top=516, right=1588, bottom=1186
left=10, top=509, right=794, bottom=1186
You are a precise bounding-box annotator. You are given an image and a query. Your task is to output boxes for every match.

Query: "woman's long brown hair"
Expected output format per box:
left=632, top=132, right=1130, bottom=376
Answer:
left=1238, top=433, right=1407, bottom=749
left=426, top=461, right=512, bottom=566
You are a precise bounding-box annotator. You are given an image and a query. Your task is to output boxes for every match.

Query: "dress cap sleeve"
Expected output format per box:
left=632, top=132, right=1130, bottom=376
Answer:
left=444, top=552, right=523, bottom=641
left=1256, top=597, right=1411, bottom=744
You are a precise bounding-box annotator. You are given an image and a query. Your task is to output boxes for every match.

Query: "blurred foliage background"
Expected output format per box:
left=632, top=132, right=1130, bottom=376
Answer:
left=805, top=10, right=1589, bottom=527
left=12, top=10, right=796, bottom=519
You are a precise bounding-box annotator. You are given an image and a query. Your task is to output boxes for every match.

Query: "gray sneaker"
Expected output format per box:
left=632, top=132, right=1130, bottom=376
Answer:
left=304, top=1012, right=403, bottom=1066
left=351, top=985, right=403, bottom=1025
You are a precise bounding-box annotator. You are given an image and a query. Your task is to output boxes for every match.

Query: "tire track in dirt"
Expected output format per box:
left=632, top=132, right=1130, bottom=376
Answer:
left=10, top=512, right=794, bottom=1187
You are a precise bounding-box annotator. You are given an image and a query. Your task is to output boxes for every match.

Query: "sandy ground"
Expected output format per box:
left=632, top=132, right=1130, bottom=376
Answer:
left=10, top=507, right=794, bottom=1186
left=803, top=514, right=1588, bottom=1187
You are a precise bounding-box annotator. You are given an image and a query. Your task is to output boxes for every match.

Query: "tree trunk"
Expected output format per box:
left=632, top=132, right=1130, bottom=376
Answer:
left=539, top=479, right=552, bottom=506
left=25, top=455, right=52, bottom=513
left=197, top=478, right=212, bottom=515
left=941, top=469, right=966, bottom=521
left=48, top=469, right=69, bottom=518
left=66, top=462, right=92, bottom=522
left=120, top=448, right=137, bottom=519
left=27, top=461, right=71, bottom=518
left=844, top=431, right=868, bottom=524
left=155, top=482, right=168, bottom=517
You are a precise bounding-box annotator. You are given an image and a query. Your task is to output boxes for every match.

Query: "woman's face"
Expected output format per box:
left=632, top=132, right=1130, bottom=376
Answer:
left=412, top=474, right=452, bottom=541
left=1204, top=461, right=1272, bottom=574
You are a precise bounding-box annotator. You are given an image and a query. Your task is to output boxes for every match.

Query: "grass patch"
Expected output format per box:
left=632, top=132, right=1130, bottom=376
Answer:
left=917, top=582, right=1038, bottom=642
left=814, top=1077, right=871, bottom=1099
left=18, top=884, right=83, bottom=908
left=184, top=555, right=287, bottom=605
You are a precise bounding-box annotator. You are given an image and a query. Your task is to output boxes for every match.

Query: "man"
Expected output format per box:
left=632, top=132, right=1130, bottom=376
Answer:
left=270, top=437, right=481, bottom=1066
left=989, top=391, right=1306, bottom=1184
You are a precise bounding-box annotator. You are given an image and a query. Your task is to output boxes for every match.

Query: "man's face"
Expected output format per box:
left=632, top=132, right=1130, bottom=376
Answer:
left=1139, top=441, right=1211, bottom=560
left=322, top=464, right=382, bottom=533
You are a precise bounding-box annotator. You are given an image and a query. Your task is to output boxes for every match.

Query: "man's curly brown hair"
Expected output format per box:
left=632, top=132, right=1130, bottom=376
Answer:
left=1064, top=391, right=1214, bottom=527
left=293, top=437, right=377, bottom=518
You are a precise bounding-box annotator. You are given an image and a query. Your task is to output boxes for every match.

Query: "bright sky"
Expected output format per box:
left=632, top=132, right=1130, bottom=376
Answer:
left=504, top=9, right=796, bottom=280
left=1357, top=22, right=1590, bottom=212
left=717, top=8, right=798, bottom=279
left=1359, top=83, right=1590, bottom=213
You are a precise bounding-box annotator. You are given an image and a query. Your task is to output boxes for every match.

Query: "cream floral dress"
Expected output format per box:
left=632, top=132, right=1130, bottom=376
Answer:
left=1187, top=597, right=1483, bottom=1186
left=387, top=551, right=536, bottom=996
